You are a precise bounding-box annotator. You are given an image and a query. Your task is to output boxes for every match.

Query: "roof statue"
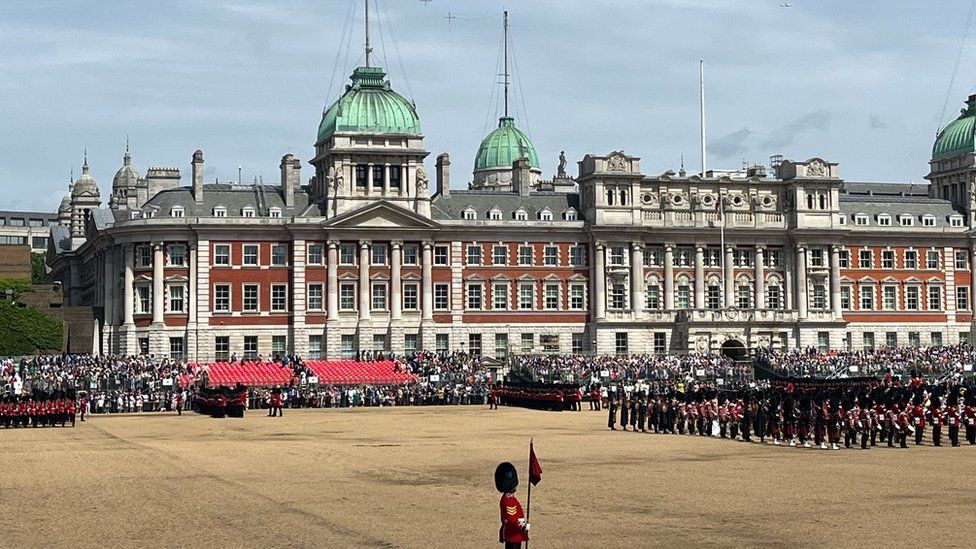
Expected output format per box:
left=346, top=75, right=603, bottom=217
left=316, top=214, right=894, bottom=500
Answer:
left=557, top=151, right=567, bottom=178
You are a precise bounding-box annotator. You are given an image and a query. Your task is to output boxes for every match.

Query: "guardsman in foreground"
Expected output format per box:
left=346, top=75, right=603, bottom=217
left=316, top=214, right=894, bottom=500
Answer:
left=495, top=462, right=529, bottom=549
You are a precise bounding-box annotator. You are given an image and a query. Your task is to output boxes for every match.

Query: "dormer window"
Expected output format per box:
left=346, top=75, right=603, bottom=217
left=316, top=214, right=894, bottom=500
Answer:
left=899, top=214, right=913, bottom=227
left=242, top=207, right=255, bottom=218
left=462, top=208, right=477, bottom=220
left=213, top=207, right=227, bottom=218
left=922, top=215, right=936, bottom=227
left=877, top=214, right=890, bottom=226
left=950, top=215, right=964, bottom=228
left=488, top=208, right=502, bottom=221
left=564, top=208, right=578, bottom=221
left=837, top=215, right=846, bottom=225
left=854, top=213, right=868, bottom=226
left=142, top=210, right=156, bottom=219
left=170, top=207, right=185, bottom=218
left=129, top=211, right=140, bottom=219
left=269, top=207, right=281, bottom=219
left=514, top=208, right=528, bottom=221
left=539, top=208, right=553, bottom=221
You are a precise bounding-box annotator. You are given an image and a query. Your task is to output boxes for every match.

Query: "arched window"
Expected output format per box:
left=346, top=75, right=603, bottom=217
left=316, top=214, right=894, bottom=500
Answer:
left=620, top=190, right=628, bottom=205
left=607, top=189, right=615, bottom=205
left=806, top=194, right=815, bottom=209
left=818, top=194, right=827, bottom=210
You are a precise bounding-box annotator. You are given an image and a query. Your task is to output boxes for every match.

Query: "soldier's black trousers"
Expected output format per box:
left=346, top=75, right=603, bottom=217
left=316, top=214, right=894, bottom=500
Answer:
left=932, top=425, right=942, bottom=446
left=966, top=425, right=975, bottom=445
left=860, top=431, right=868, bottom=449
left=915, top=427, right=924, bottom=446
left=950, top=425, right=960, bottom=446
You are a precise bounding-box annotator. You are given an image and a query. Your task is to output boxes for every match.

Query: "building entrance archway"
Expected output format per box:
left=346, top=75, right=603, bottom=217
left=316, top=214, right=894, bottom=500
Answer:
left=720, top=339, right=748, bottom=362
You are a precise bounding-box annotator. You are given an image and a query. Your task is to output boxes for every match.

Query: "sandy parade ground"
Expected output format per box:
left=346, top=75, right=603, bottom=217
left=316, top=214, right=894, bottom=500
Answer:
left=1, top=405, right=974, bottom=548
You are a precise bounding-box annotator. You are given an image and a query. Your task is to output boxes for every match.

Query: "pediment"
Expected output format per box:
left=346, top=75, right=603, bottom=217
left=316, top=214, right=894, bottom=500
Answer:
left=323, top=201, right=441, bottom=230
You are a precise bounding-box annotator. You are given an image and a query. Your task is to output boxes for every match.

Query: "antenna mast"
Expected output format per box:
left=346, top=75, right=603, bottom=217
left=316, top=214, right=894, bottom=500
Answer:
left=364, top=0, right=372, bottom=67
left=503, top=10, right=510, bottom=117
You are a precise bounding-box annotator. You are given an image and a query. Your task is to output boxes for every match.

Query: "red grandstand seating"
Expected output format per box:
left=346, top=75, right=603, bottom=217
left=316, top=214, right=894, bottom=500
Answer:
left=188, top=361, right=293, bottom=387
left=305, top=360, right=418, bottom=386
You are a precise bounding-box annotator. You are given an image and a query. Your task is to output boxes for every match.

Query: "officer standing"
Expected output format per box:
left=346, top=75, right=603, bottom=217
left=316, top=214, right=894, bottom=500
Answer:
left=607, top=388, right=618, bottom=431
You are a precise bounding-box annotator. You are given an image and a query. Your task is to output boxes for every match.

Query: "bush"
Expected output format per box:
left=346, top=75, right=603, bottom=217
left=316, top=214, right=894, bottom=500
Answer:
left=0, top=299, right=63, bottom=355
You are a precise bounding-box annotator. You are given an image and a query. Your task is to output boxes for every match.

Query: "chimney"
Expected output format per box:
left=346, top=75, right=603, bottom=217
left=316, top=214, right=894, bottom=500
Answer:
left=280, top=153, right=297, bottom=208
left=192, top=150, right=204, bottom=203
left=435, top=153, right=450, bottom=198
left=513, top=157, right=531, bottom=197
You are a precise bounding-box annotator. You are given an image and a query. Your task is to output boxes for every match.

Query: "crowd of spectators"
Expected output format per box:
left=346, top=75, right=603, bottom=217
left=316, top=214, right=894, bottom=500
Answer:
left=757, top=344, right=976, bottom=379
left=511, top=353, right=749, bottom=387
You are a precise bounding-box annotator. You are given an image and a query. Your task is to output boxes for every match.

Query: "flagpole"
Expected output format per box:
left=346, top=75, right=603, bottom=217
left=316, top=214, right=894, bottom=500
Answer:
left=525, top=438, right=533, bottom=549
left=719, top=195, right=725, bottom=309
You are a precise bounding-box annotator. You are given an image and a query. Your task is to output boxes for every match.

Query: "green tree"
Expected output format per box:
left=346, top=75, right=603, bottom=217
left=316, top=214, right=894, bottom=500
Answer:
left=0, top=300, right=63, bottom=355
left=31, top=252, right=46, bottom=284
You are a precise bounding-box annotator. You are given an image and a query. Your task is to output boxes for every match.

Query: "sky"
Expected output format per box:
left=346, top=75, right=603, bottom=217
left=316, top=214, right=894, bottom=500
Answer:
left=0, top=0, right=974, bottom=212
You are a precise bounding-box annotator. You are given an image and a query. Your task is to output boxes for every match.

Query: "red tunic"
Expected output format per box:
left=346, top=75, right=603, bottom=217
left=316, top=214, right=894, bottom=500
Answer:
left=499, top=493, right=528, bottom=543
left=911, top=405, right=926, bottom=428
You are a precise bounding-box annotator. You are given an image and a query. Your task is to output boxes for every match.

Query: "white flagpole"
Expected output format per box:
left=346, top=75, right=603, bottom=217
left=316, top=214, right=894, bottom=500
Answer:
left=700, top=60, right=706, bottom=177
left=719, top=195, right=725, bottom=308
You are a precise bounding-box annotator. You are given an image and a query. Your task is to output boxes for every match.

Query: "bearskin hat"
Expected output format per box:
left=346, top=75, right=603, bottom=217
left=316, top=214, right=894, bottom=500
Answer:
left=495, top=462, right=519, bottom=493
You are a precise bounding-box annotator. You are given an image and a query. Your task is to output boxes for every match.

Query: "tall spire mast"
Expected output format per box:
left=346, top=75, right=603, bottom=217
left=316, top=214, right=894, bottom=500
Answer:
left=503, top=10, right=510, bottom=117
left=364, top=0, right=372, bottom=68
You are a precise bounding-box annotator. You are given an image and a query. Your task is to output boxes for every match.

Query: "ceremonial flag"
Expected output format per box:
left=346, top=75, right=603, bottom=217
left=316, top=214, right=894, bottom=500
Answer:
left=528, top=440, right=543, bottom=486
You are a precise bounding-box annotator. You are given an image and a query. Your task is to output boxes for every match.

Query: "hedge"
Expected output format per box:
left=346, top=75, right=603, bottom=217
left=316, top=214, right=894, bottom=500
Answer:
left=0, top=299, right=63, bottom=355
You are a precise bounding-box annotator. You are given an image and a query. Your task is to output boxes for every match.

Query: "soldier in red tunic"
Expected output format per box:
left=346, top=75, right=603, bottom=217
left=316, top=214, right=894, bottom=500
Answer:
left=930, top=394, right=943, bottom=447
left=946, top=393, right=962, bottom=447
left=495, top=462, right=529, bottom=549
left=911, top=393, right=926, bottom=446
left=964, top=392, right=976, bottom=445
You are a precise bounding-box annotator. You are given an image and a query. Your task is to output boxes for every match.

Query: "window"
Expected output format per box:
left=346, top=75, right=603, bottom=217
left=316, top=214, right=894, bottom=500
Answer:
left=733, top=249, right=752, bottom=268
left=840, top=286, right=851, bottom=309
left=272, top=335, right=286, bottom=357
left=541, top=334, right=559, bottom=352
left=810, top=248, right=825, bottom=268
left=854, top=214, right=868, bottom=226
left=214, top=244, right=230, bottom=266
left=308, top=244, right=324, bottom=265
left=458, top=333, right=482, bottom=357
left=905, top=286, right=919, bottom=310
left=520, top=333, right=533, bottom=353
left=371, top=282, right=388, bottom=310
left=271, top=244, right=288, bottom=266
left=243, top=244, right=259, bottom=266
left=139, top=337, right=149, bottom=355
left=570, top=246, right=585, bottom=267
left=931, top=332, right=944, bottom=346
left=706, top=285, right=721, bottom=310
left=514, top=209, right=527, bottom=221
left=137, top=286, right=151, bottom=314
left=269, top=208, right=281, bottom=219
left=951, top=216, right=964, bottom=228
left=389, top=166, right=401, bottom=190
left=539, top=209, right=553, bottom=221
left=518, top=246, right=534, bottom=266
left=926, top=250, right=940, bottom=269
left=308, top=335, right=323, bottom=359
left=858, top=249, right=872, bottom=269
left=372, top=333, right=388, bottom=352
left=339, top=244, right=356, bottom=265
left=519, top=284, right=534, bottom=310
left=564, top=209, right=578, bottom=221
left=138, top=245, right=152, bottom=268
left=434, top=245, right=449, bottom=265
left=403, top=283, right=419, bottom=310
left=169, top=337, right=184, bottom=360
left=928, top=286, right=942, bottom=310
left=705, top=249, right=721, bottom=267
left=653, top=333, right=667, bottom=355
left=882, top=286, right=896, bottom=310
left=271, top=284, right=287, bottom=312
left=767, top=285, right=782, bottom=309
left=817, top=332, right=829, bottom=354
left=544, top=246, right=558, bottom=266
left=403, top=245, right=418, bottom=266
left=341, top=334, right=357, bottom=359
left=645, top=248, right=660, bottom=267
left=371, top=244, right=388, bottom=266
left=308, top=284, right=323, bottom=310
left=614, top=333, right=628, bottom=355
left=886, top=332, right=898, bottom=347
left=922, top=215, right=936, bottom=227
left=765, top=250, right=782, bottom=268
left=838, top=249, right=850, bottom=268
left=467, top=283, right=483, bottom=309
left=908, top=332, right=920, bottom=347
left=242, top=207, right=255, bottom=218
left=493, top=245, right=508, bottom=266
left=609, top=282, right=627, bottom=309
left=243, top=284, right=259, bottom=312
left=812, top=284, right=827, bottom=310
left=493, top=283, right=509, bottom=310
left=355, top=165, right=368, bottom=188
left=676, top=248, right=693, bottom=267
left=570, top=284, right=585, bottom=310
left=213, top=207, right=226, bottom=218
left=31, top=236, right=47, bottom=249
left=956, top=250, right=969, bottom=270
left=958, top=286, right=970, bottom=310
left=572, top=333, right=585, bottom=354
left=434, top=284, right=449, bottom=310
left=905, top=250, right=918, bottom=269
left=862, top=332, right=875, bottom=350
left=646, top=285, right=661, bottom=309
left=215, top=336, right=230, bottom=362
left=544, top=284, right=560, bottom=310
left=676, top=285, right=691, bottom=310
left=736, top=285, right=751, bottom=309
left=467, top=245, right=482, bottom=265
left=489, top=209, right=502, bottom=221
left=877, top=214, right=891, bottom=226
left=900, top=215, right=914, bottom=227
left=214, top=284, right=230, bottom=312
left=243, top=336, right=258, bottom=360
left=405, top=333, right=419, bottom=355
left=609, top=246, right=625, bottom=266
left=463, top=209, right=476, bottom=220
left=881, top=250, right=894, bottom=269
left=859, top=285, right=874, bottom=310
left=435, top=334, right=449, bottom=353
left=339, top=283, right=356, bottom=311
left=165, top=245, right=185, bottom=267
left=169, top=285, right=185, bottom=313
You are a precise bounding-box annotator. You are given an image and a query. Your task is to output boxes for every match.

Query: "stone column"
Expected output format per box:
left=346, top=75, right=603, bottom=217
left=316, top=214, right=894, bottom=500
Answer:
left=594, top=242, right=606, bottom=320
left=830, top=245, right=842, bottom=315
left=970, top=247, right=976, bottom=317
left=359, top=240, right=371, bottom=321
left=421, top=241, right=434, bottom=321
left=630, top=242, right=644, bottom=315
left=102, top=247, right=115, bottom=354
left=188, top=245, right=197, bottom=325
left=755, top=245, right=765, bottom=309
left=797, top=244, right=808, bottom=319
left=327, top=241, right=339, bottom=319
left=391, top=240, right=402, bottom=320
left=724, top=245, right=735, bottom=308
left=152, top=242, right=164, bottom=324
left=784, top=249, right=794, bottom=310
left=122, top=245, right=135, bottom=356
left=291, top=239, right=308, bottom=357
left=367, top=163, right=374, bottom=195
left=694, top=245, right=705, bottom=309
left=383, top=163, right=391, bottom=196
left=663, top=244, right=675, bottom=310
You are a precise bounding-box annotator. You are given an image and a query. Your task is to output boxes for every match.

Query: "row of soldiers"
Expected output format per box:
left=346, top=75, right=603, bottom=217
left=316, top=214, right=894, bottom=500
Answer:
left=0, top=391, right=79, bottom=429
left=606, top=383, right=976, bottom=449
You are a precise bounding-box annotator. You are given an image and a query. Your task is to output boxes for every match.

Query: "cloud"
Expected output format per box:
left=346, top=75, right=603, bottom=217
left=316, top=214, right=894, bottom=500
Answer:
left=761, top=110, right=831, bottom=150
left=869, top=114, right=886, bottom=130
left=709, top=128, right=753, bottom=159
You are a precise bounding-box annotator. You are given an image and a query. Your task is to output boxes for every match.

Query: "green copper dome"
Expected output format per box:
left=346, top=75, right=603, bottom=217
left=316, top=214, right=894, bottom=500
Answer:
left=934, top=94, right=976, bottom=160
left=474, top=117, right=539, bottom=171
left=317, top=66, right=420, bottom=142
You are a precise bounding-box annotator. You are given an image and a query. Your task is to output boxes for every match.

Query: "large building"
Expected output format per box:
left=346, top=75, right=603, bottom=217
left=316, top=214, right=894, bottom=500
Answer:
left=0, top=210, right=58, bottom=253
left=45, top=53, right=976, bottom=360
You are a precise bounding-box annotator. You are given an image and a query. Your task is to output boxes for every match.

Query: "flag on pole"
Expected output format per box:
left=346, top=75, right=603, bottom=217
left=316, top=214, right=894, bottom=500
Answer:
left=528, top=441, right=543, bottom=486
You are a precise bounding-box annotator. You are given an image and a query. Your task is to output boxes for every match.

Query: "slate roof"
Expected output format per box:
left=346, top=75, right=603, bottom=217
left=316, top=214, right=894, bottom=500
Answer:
left=430, top=190, right=580, bottom=221
left=839, top=183, right=962, bottom=227
left=841, top=181, right=929, bottom=197
left=140, top=184, right=315, bottom=217
left=49, top=225, right=71, bottom=253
